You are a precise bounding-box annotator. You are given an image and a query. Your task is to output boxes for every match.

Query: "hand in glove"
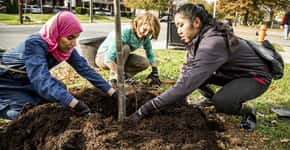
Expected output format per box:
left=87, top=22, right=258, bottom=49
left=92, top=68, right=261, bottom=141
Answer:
left=73, top=101, right=91, bottom=117
left=128, top=98, right=159, bottom=124
left=146, top=66, right=161, bottom=86
left=111, top=90, right=128, bottom=101
left=128, top=110, right=145, bottom=124
left=112, top=91, right=118, bottom=100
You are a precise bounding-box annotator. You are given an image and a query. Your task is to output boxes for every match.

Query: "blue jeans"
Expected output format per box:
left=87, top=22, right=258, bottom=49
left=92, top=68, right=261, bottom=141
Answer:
left=0, top=78, right=41, bottom=120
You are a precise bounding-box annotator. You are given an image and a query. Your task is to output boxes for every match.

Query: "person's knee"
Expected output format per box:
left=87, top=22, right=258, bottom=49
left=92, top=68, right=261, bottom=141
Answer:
left=140, top=59, right=150, bottom=70
left=212, top=96, right=239, bottom=115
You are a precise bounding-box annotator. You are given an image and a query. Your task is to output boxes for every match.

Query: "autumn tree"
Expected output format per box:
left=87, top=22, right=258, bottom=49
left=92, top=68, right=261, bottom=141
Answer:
left=218, top=0, right=290, bottom=25
left=124, top=0, right=170, bottom=11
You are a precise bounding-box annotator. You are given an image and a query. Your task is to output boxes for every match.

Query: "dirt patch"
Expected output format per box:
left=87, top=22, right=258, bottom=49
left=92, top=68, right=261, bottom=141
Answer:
left=0, top=86, right=226, bottom=150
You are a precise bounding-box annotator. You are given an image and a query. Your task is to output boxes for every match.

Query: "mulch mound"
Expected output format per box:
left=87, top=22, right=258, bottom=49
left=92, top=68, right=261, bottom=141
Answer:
left=0, top=86, right=266, bottom=150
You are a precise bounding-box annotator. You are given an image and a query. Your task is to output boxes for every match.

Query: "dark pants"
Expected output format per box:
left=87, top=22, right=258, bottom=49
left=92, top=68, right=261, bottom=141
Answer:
left=205, top=77, right=270, bottom=115
left=95, top=45, right=150, bottom=78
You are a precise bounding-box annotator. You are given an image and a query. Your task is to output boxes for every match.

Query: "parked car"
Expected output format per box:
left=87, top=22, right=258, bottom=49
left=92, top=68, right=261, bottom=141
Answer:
left=94, top=7, right=112, bottom=16
left=31, top=5, right=41, bottom=14
left=53, top=5, right=68, bottom=13
left=22, top=5, right=41, bottom=13
left=0, top=0, right=6, bottom=13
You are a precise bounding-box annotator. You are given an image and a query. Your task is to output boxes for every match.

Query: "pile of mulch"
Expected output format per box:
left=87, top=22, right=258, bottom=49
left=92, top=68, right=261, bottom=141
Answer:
left=0, top=86, right=266, bottom=150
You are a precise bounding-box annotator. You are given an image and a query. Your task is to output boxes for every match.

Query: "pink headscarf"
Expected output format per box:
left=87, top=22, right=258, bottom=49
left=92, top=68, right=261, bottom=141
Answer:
left=40, top=11, right=83, bottom=62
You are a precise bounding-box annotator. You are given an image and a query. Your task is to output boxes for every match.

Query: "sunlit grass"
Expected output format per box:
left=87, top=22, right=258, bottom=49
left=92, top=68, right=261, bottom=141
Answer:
left=1, top=48, right=289, bottom=149
left=0, top=13, right=130, bottom=25
left=131, top=49, right=290, bottom=149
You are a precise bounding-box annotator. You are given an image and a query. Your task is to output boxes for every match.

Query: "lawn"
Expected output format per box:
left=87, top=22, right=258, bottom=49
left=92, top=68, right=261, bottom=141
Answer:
left=0, top=48, right=289, bottom=149
left=110, top=49, right=290, bottom=149
left=0, top=13, right=131, bottom=25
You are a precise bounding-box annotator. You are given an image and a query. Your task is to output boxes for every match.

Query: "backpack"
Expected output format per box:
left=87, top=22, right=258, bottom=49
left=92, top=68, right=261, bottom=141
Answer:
left=245, top=40, right=284, bottom=80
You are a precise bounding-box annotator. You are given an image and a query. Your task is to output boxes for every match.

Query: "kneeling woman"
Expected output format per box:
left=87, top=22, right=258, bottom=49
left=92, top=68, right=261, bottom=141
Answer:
left=0, top=11, right=117, bottom=120
left=130, top=3, right=273, bottom=131
left=95, top=12, right=161, bottom=87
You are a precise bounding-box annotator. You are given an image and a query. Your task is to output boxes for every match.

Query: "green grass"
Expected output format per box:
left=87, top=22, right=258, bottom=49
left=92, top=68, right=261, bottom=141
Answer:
left=0, top=48, right=289, bottom=149
left=273, top=42, right=285, bottom=52
left=0, top=13, right=131, bottom=25
left=123, top=49, right=290, bottom=149
left=0, top=14, right=19, bottom=24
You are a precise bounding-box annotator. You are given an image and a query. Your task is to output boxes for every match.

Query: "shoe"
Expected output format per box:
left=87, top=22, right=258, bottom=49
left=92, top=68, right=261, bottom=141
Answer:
left=240, top=105, right=256, bottom=132
left=189, top=96, right=213, bottom=107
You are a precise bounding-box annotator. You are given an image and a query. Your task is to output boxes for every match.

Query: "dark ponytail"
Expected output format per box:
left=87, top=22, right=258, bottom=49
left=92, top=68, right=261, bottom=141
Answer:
left=176, top=3, right=214, bottom=27
left=176, top=3, right=239, bottom=48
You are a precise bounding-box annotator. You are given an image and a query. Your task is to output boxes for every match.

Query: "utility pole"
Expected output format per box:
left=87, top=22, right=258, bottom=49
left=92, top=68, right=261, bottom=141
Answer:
left=18, top=0, right=23, bottom=24
left=114, top=0, right=126, bottom=121
left=89, top=0, right=93, bottom=23
left=213, top=0, right=217, bottom=18
left=166, top=0, right=173, bottom=49
left=40, top=0, right=43, bottom=14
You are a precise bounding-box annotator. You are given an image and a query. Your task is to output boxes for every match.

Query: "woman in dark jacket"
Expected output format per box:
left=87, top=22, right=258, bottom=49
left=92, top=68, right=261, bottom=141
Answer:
left=0, top=11, right=117, bottom=120
left=130, top=3, right=272, bottom=131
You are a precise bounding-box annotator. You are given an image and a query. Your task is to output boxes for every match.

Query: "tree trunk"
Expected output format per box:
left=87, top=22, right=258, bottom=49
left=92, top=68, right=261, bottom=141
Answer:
left=243, top=10, right=249, bottom=25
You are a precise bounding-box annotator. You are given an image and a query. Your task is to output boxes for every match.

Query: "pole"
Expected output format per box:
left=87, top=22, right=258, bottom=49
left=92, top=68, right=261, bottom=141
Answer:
left=166, top=0, right=173, bottom=49
left=114, top=0, right=126, bottom=121
left=40, top=0, right=43, bottom=14
left=89, top=0, right=93, bottom=23
left=18, top=0, right=23, bottom=24
left=213, top=0, right=217, bottom=18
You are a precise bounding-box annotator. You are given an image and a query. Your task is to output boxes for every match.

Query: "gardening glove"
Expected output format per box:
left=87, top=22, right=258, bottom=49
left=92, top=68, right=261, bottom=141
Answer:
left=112, top=90, right=118, bottom=100
left=111, top=90, right=128, bottom=101
left=74, top=101, right=91, bottom=117
left=129, top=110, right=145, bottom=124
left=146, top=66, right=161, bottom=86
left=124, top=73, right=137, bottom=85
left=128, top=97, right=159, bottom=124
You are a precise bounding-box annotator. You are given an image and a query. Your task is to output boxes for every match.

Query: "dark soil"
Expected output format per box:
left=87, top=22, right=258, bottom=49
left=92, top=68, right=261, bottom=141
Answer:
left=0, top=86, right=266, bottom=150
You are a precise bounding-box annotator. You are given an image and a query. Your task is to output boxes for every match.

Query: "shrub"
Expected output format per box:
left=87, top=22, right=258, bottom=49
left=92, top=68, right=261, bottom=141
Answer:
left=6, top=5, right=18, bottom=14
left=75, top=7, right=87, bottom=15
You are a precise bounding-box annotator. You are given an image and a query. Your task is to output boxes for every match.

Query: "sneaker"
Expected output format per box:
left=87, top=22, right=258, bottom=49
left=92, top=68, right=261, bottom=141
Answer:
left=189, top=96, right=213, bottom=107
left=240, top=106, right=256, bottom=132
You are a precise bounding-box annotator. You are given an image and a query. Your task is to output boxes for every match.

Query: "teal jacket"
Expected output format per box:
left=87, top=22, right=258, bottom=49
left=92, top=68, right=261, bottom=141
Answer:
left=97, top=26, right=155, bottom=63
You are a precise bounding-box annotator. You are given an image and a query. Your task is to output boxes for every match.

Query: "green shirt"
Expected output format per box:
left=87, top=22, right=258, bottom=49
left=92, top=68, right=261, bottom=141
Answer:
left=97, top=26, right=155, bottom=63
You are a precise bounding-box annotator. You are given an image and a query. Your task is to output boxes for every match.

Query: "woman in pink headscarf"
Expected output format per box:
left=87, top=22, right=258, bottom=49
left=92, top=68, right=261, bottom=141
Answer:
left=0, top=11, right=117, bottom=120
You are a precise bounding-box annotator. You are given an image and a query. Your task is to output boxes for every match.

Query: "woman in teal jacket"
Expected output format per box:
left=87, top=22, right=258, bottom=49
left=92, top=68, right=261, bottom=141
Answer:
left=95, top=12, right=161, bottom=87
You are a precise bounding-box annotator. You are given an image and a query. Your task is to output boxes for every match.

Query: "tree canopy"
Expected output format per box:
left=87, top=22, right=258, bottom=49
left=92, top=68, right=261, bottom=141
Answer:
left=218, top=0, right=290, bottom=25
left=124, top=0, right=170, bottom=11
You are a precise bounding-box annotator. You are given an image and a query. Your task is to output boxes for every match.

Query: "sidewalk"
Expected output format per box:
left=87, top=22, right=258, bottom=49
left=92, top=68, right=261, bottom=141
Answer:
left=151, top=25, right=290, bottom=64
left=233, top=26, right=290, bottom=64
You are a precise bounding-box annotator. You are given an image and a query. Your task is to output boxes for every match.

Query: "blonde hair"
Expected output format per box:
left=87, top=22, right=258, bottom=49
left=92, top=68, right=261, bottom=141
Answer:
left=131, top=12, right=160, bottom=40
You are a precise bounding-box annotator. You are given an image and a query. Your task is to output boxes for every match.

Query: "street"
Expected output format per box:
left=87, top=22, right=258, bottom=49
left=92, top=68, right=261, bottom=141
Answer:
left=0, top=22, right=167, bottom=50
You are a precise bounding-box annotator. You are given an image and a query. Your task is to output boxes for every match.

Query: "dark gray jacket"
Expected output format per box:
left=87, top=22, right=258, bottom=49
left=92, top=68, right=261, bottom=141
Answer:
left=157, top=27, right=272, bottom=106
